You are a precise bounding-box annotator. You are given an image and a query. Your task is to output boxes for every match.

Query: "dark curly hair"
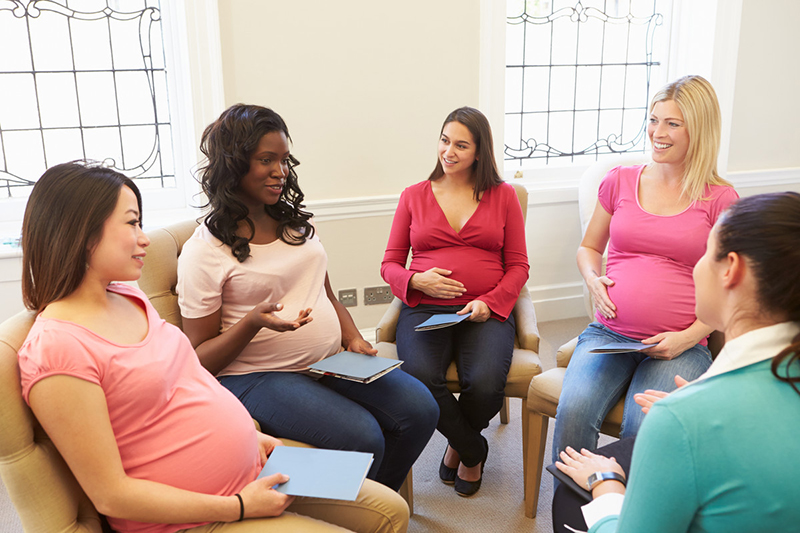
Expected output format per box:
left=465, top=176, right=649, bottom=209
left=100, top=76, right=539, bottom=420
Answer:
left=198, top=104, right=314, bottom=262
left=715, top=192, right=800, bottom=396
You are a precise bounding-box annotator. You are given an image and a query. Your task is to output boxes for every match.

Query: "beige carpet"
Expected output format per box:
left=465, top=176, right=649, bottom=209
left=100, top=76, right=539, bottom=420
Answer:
left=0, top=317, right=594, bottom=533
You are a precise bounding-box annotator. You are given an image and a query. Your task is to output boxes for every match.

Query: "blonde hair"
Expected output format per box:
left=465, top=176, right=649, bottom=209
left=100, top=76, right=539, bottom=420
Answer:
left=650, top=75, right=731, bottom=201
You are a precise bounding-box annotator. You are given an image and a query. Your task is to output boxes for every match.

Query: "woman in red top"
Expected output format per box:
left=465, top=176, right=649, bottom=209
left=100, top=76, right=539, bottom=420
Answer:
left=381, top=107, right=529, bottom=497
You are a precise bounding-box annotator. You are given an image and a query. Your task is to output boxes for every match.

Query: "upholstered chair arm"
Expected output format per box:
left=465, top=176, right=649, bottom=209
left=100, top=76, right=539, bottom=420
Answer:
left=375, top=298, right=403, bottom=343
left=513, top=285, right=540, bottom=353
left=556, top=336, right=578, bottom=369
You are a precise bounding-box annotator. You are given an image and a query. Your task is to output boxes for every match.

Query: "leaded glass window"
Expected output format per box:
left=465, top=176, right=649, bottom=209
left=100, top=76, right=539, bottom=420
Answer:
left=0, top=0, right=173, bottom=199
left=505, top=0, right=672, bottom=167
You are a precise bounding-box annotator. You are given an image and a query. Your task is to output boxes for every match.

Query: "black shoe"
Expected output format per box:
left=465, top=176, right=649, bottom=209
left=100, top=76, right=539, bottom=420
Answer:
left=454, top=436, right=488, bottom=497
left=439, top=446, right=457, bottom=484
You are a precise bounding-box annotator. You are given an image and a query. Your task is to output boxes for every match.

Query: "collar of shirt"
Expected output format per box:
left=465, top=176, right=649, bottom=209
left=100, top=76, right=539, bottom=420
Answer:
left=690, top=321, right=800, bottom=386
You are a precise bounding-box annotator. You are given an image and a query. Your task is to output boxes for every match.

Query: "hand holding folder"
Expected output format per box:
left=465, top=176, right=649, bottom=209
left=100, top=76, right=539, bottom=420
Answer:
left=258, top=446, right=373, bottom=501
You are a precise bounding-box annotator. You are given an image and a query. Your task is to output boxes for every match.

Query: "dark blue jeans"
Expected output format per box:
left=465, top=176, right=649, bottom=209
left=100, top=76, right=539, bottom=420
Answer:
left=219, top=367, right=438, bottom=491
left=396, top=303, right=516, bottom=467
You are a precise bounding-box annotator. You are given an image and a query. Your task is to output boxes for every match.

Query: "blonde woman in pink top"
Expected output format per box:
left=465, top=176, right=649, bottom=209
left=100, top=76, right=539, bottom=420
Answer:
left=17, top=162, right=408, bottom=533
left=552, top=76, right=739, bottom=465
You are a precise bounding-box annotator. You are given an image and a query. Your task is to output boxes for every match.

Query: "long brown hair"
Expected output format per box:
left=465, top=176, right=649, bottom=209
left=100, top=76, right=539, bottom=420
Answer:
left=428, top=107, right=503, bottom=200
left=21, top=162, right=142, bottom=311
left=715, top=192, right=800, bottom=395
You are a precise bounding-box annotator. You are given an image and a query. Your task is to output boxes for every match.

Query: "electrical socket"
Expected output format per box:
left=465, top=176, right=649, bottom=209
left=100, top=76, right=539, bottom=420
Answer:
left=338, top=288, right=357, bottom=307
left=364, top=285, right=394, bottom=305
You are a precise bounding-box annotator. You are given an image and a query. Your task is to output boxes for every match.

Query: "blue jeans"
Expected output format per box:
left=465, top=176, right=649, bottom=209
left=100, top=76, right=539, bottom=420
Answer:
left=396, top=303, right=516, bottom=467
left=219, top=367, right=438, bottom=491
left=552, top=322, right=712, bottom=463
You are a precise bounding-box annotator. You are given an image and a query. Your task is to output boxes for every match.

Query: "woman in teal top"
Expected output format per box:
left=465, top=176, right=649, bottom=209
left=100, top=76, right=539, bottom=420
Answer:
left=555, top=192, right=800, bottom=532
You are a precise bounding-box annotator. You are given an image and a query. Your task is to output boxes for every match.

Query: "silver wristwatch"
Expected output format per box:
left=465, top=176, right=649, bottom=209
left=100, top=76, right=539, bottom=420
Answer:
left=586, top=471, right=626, bottom=491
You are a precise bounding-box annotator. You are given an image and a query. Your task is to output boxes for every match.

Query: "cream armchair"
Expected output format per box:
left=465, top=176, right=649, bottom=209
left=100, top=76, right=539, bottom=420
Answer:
left=374, top=182, right=544, bottom=513
left=1, top=309, right=112, bottom=533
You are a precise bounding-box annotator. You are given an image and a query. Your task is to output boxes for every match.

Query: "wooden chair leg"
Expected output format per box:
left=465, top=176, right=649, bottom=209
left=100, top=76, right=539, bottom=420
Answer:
left=399, top=470, right=413, bottom=516
left=499, top=396, right=510, bottom=424
left=524, top=411, right=550, bottom=518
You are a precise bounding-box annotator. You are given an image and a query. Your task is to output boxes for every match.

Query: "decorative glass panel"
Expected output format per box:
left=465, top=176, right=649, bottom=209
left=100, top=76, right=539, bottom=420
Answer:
left=0, top=0, right=173, bottom=198
left=505, top=0, right=670, bottom=166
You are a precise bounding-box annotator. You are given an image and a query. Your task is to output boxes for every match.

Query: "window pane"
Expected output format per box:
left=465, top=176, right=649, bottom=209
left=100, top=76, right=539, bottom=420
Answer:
left=0, top=73, right=40, bottom=130
left=523, top=67, right=550, bottom=113
left=4, top=131, right=46, bottom=184
left=116, top=71, right=156, bottom=125
left=0, top=0, right=175, bottom=200
left=43, top=128, right=85, bottom=166
left=71, top=17, right=113, bottom=71
left=84, top=126, right=123, bottom=167
left=77, top=72, right=119, bottom=126
left=505, top=0, right=670, bottom=167
left=0, top=12, right=33, bottom=72
left=29, top=10, right=74, bottom=71
left=38, top=73, right=81, bottom=129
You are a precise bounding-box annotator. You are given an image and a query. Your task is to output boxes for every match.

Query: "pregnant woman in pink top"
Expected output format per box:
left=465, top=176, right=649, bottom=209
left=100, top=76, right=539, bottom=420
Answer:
left=17, top=162, right=408, bottom=533
left=551, top=76, right=739, bottom=464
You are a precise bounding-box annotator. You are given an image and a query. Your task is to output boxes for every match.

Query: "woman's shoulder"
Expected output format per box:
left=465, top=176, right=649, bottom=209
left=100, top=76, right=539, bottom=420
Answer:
left=705, top=182, right=739, bottom=202
left=607, top=164, right=645, bottom=180
left=402, top=180, right=431, bottom=195
left=181, top=223, right=229, bottom=258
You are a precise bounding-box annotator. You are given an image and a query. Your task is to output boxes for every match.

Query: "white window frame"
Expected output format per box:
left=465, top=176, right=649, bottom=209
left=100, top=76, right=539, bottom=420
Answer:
left=480, top=0, right=744, bottom=199
left=0, top=0, right=224, bottom=239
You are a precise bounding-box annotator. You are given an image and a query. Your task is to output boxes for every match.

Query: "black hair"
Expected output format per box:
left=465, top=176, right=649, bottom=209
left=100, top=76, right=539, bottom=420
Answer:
left=198, top=104, right=314, bottom=262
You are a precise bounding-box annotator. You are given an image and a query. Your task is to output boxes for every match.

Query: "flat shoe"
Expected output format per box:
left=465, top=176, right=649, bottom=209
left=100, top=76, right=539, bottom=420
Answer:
left=439, top=446, right=457, bottom=484
left=454, top=436, right=488, bottom=497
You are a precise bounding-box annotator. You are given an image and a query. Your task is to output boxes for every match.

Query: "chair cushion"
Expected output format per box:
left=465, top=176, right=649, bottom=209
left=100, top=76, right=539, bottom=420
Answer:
left=526, top=367, right=624, bottom=437
left=375, top=342, right=541, bottom=398
left=526, top=368, right=564, bottom=418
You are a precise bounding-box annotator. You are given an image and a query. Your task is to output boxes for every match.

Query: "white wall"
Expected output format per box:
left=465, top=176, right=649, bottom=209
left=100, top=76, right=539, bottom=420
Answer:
left=727, top=0, right=800, bottom=172
left=1, top=0, right=799, bottom=330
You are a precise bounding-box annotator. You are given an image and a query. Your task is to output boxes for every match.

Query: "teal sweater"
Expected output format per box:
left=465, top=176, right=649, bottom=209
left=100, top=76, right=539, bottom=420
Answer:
left=591, top=359, right=800, bottom=532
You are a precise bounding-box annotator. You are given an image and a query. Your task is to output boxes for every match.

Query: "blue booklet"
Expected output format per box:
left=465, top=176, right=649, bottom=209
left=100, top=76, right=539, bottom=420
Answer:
left=258, top=446, right=373, bottom=501
left=414, top=312, right=472, bottom=331
left=589, top=342, right=654, bottom=354
left=308, top=351, right=403, bottom=383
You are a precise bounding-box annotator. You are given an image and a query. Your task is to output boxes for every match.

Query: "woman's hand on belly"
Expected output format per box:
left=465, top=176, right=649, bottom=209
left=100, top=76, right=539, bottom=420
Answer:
left=588, top=275, right=617, bottom=319
left=247, top=302, right=313, bottom=332
left=640, top=330, right=695, bottom=360
left=410, top=267, right=467, bottom=299
left=459, top=299, right=490, bottom=322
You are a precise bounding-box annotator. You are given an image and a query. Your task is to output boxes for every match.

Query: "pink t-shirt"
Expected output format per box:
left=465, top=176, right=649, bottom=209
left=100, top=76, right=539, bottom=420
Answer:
left=381, top=181, right=529, bottom=320
left=18, top=284, right=261, bottom=533
left=177, top=224, right=341, bottom=376
left=596, top=165, right=739, bottom=340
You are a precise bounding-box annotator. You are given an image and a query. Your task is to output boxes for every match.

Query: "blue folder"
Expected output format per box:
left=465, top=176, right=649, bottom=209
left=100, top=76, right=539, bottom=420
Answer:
left=258, top=446, right=373, bottom=501
left=308, top=351, right=402, bottom=383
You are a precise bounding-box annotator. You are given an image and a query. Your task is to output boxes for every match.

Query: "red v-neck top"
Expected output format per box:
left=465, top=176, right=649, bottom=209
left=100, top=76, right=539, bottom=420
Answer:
left=381, top=180, right=529, bottom=320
